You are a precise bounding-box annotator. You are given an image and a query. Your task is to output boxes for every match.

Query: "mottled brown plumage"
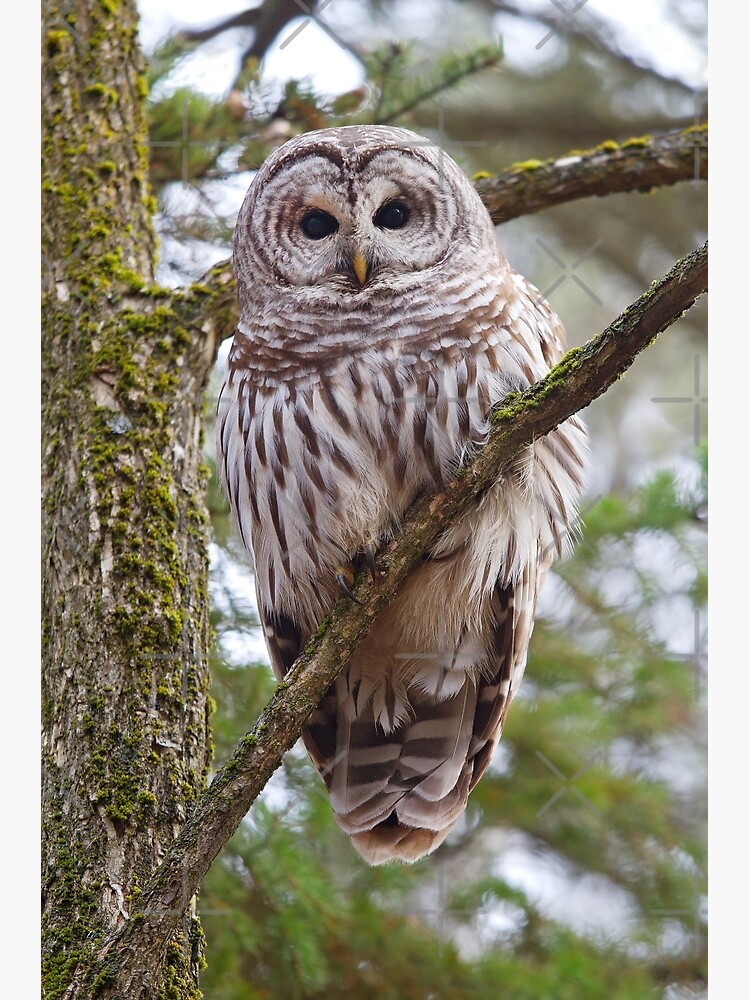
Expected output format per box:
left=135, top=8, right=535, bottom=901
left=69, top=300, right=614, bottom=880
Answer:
left=217, top=126, right=587, bottom=864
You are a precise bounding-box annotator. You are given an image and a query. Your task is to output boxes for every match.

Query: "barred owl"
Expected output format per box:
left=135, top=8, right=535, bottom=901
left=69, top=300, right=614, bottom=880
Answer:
left=217, top=126, right=587, bottom=865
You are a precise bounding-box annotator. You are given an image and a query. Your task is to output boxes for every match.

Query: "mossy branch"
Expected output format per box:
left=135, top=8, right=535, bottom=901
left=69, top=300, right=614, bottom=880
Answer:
left=474, top=124, right=707, bottom=223
left=189, top=125, right=707, bottom=313
left=81, top=242, right=707, bottom=996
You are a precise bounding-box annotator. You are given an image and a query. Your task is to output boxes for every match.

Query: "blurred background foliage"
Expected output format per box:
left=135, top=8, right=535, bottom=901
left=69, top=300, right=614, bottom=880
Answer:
left=138, top=1, right=707, bottom=996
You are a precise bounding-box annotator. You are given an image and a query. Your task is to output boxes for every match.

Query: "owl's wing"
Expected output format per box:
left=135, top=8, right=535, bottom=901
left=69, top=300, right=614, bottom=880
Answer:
left=258, top=596, right=302, bottom=682
left=257, top=591, right=343, bottom=781
left=467, top=562, right=542, bottom=791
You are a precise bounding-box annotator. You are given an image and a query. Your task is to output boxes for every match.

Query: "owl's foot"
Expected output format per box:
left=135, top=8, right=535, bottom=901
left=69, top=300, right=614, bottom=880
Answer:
left=335, top=564, right=362, bottom=605
left=336, top=542, right=382, bottom=601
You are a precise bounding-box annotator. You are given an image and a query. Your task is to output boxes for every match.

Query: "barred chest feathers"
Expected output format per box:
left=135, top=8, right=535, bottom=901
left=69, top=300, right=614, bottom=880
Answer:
left=218, top=281, right=586, bottom=662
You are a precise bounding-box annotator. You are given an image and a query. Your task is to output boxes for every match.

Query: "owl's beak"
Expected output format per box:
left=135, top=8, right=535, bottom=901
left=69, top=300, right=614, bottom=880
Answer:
left=351, top=251, right=369, bottom=287
left=337, top=250, right=370, bottom=288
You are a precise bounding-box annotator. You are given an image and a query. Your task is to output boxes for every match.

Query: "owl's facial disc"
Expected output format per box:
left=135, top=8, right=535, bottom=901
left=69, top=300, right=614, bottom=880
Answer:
left=246, top=147, right=465, bottom=296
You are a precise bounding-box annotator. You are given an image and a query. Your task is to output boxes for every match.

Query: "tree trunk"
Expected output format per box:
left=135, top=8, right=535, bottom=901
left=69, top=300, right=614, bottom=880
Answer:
left=42, top=2, right=222, bottom=994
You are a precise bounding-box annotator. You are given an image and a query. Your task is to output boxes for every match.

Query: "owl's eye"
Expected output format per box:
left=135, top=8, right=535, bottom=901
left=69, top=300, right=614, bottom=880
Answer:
left=300, top=210, right=339, bottom=240
left=374, top=201, right=410, bottom=230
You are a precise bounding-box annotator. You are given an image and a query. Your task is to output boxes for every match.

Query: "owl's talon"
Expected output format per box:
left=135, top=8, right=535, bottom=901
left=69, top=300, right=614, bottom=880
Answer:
left=335, top=566, right=362, bottom=605
left=363, top=543, right=380, bottom=581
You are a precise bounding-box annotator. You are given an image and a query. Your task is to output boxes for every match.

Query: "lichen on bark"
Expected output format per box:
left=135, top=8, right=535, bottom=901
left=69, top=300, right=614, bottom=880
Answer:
left=41, top=1, right=223, bottom=996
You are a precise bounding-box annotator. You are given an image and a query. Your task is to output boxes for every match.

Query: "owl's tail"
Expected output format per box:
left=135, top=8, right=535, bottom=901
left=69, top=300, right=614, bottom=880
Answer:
left=299, top=562, right=532, bottom=864
left=303, top=663, right=508, bottom=865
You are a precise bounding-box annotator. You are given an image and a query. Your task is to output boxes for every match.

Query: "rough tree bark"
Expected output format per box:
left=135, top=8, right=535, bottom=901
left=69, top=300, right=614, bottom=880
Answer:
left=472, top=126, right=708, bottom=223
left=41, top=2, right=707, bottom=997
left=42, top=2, right=234, bottom=995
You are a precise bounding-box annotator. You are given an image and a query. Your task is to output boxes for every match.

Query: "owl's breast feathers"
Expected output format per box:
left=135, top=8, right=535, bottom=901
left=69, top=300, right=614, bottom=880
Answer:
left=217, top=269, right=587, bottom=863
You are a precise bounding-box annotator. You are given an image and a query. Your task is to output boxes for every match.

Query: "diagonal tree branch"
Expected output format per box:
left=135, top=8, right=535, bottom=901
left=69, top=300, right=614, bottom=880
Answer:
left=188, top=125, right=707, bottom=310
left=82, top=241, right=707, bottom=997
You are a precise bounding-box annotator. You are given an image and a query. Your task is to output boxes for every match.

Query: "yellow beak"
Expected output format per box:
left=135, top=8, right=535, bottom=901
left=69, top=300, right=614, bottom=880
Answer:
left=352, top=251, right=368, bottom=287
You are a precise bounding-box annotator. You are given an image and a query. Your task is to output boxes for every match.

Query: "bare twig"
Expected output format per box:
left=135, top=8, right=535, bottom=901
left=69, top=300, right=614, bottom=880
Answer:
left=179, top=0, right=362, bottom=88
left=180, top=0, right=303, bottom=63
left=492, top=0, right=698, bottom=93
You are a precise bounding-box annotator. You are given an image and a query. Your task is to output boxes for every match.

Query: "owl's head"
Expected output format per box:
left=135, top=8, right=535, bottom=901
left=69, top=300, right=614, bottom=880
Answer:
left=233, top=126, right=500, bottom=311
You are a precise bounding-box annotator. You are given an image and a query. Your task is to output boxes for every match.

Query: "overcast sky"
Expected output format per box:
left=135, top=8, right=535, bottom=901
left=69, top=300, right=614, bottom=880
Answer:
left=137, top=0, right=707, bottom=100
